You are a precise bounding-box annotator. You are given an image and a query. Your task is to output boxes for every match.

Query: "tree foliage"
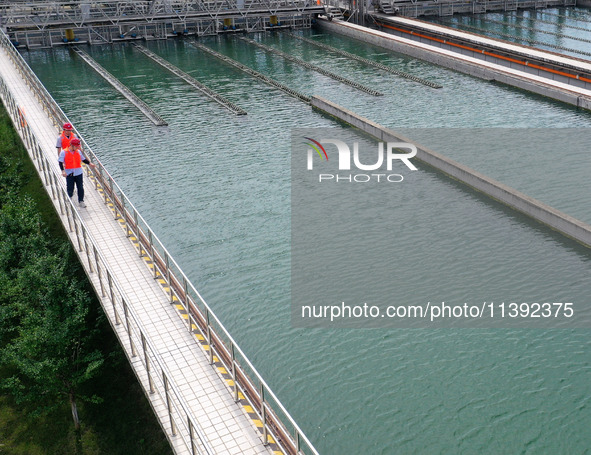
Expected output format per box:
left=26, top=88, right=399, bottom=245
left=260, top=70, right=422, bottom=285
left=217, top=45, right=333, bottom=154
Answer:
left=0, top=141, right=104, bottom=428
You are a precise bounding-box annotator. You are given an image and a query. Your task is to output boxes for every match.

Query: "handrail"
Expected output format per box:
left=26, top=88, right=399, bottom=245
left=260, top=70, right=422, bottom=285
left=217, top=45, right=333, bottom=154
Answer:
left=0, top=72, right=213, bottom=455
left=0, top=29, right=319, bottom=455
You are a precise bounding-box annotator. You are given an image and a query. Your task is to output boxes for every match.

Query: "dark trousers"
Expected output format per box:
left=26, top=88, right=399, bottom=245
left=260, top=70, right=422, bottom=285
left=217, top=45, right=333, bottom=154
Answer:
left=66, top=173, right=84, bottom=202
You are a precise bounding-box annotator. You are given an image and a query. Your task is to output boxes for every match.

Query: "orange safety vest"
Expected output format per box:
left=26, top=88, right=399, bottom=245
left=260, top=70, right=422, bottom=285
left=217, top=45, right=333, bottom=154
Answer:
left=63, top=148, right=82, bottom=170
left=59, top=132, right=76, bottom=150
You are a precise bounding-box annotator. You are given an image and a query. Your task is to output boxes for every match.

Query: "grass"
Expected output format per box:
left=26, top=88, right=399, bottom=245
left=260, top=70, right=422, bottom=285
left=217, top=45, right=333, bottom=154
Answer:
left=0, top=101, right=173, bottom=455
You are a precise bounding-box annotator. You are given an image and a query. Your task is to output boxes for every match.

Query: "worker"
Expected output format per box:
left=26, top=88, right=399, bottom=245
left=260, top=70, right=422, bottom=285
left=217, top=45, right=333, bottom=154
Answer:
left=58, top=138, right=96, bottom=208
left=56, top=122, right=77, bottom=155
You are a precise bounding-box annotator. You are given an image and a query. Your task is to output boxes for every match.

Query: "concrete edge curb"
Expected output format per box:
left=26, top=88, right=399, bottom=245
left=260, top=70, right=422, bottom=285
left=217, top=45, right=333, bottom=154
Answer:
left=310, top=95, right=591, bottom=248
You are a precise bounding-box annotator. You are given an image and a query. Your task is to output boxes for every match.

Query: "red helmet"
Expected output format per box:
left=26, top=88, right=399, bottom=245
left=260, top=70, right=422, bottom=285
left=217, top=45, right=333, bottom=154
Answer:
left=70, top=138, right=81, bottom=146
left=63, top=122, right=73, bottom=130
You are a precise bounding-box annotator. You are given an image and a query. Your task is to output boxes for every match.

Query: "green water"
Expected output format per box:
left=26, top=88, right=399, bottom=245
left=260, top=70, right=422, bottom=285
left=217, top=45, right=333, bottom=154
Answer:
left=22, top=27, right=591, bottom=454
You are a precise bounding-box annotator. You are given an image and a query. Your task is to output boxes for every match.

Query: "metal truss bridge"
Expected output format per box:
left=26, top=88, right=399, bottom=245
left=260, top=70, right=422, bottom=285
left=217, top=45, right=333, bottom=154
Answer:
left=1, top=0, right=324, bottom=46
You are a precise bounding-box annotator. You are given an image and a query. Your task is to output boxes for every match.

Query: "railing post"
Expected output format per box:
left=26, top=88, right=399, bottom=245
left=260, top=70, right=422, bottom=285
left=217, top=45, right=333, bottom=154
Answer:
left=47, top=161, right=57, bottom=200
left=107, top=270, right=120, bottom=325
left=141, top=332, right=155, bottom=394
left=121, top=194, right=129, bottom=236
left=39, top=154, right=50, bottom=186
left=27, top=126, right=34, bottom=150
left=135, top=212, right=143, bottom=258
left=54, top=174, right=65, bottom=215
left=23, top=124, right=31, bottom=148
left=149, top=230, right=157, bottom=279
left=72, top=214, right=83, bottom=252
left=111, top=179, right=118, bottom=220
left=91, top=160, right=98, bottom=190
left=206, top=310, right=214, bottom=365
left=163, top=373, right=177, bottom=436
left=100, top=169, right=109, bottom=205
left=132, top=208, right=138, bottom=236
left=122, top=299, right=137, bottom=357
left=183, top=276, right=189, bottom=305
left=232, top=344, right=239, bottom=402
left=81, top=224, right=93, bottom=273
left=261, top=384, right=268, bottom=445
left=188, top=418, right=196, bottom=455
left=183, top=277, right=191, bottom=332
left=93, top=245, right=105, bottom=297
left=165, top=252, right=173, bottom=303
left=63, top=188, right=74, bottom=232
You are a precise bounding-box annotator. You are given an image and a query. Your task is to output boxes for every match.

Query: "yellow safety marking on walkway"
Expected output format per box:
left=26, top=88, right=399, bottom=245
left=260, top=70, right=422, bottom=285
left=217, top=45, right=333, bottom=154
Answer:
left=87, top=179, right=285, bottom=449
left=91, top=188, right=288, bottom=455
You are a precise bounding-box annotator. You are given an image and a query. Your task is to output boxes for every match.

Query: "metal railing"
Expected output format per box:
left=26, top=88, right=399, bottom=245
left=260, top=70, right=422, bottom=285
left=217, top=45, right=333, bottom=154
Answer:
left=0, top=70, right=213, bottom=455
left=0, top=28, right=319, bottom=455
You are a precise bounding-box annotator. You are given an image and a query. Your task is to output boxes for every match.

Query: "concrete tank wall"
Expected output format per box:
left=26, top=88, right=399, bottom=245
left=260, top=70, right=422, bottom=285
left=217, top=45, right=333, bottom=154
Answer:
left=310, top=95, right=591, bottom=247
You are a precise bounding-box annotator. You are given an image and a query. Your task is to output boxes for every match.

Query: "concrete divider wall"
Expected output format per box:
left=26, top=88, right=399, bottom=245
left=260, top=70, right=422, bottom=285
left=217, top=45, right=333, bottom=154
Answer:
left=317, top=20, right=591, bottom=110
left=310, top=95, right=591, bottom=247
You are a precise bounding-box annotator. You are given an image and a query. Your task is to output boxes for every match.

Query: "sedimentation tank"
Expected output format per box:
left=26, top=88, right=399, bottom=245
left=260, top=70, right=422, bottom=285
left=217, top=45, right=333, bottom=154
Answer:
left=20, top=20, right=591, bottom=454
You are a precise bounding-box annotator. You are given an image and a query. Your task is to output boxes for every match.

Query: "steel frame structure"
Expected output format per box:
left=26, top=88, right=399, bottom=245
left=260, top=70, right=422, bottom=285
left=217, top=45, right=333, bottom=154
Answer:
left=1, top=0, right=321, bottom=45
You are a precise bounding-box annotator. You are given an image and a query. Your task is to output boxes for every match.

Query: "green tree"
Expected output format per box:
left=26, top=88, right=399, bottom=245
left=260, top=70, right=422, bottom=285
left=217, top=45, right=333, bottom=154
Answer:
left=0, top=196, right=48, bottom=346
left=0, top=195, right=104, bottom=431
